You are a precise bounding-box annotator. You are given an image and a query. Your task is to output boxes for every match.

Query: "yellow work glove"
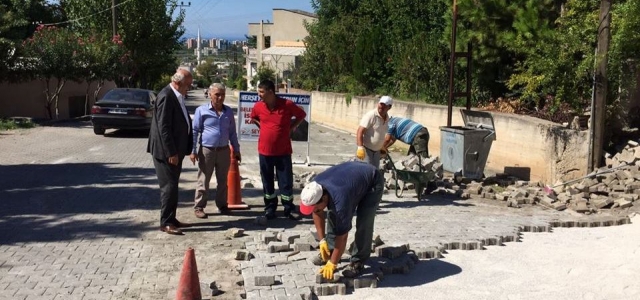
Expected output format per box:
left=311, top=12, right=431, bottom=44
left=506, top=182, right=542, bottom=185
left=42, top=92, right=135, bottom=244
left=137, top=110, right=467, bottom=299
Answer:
left=319, top=261, right=337, bottom=280
left=319, top=239, right=331, bottom=262
left=356, top=146, right=365, bottom=160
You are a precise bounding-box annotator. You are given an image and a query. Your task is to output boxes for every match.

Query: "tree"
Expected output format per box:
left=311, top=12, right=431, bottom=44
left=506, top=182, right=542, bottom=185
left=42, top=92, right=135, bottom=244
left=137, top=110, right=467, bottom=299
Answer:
left=75, top=33, right=131, bottom=114
left=225, top=62, right=244, bottom=89
left=63, top=0, right=185, bottom=88
left=234, top=77, right=248, bottom=91
left=300, top=0, right=448, bottom=99
left=195, top=58, right=218, bottom=88
left=0, top=0, right=65, bottom=81
left=0, top=4, right=24, bottom=79
left=608, top=0, right=640, bottom=129
left=245, top=34, right=257, bottom=48
left=21, top=25, right=83, bottom=119
left=252, top=65, right=276, bottom=87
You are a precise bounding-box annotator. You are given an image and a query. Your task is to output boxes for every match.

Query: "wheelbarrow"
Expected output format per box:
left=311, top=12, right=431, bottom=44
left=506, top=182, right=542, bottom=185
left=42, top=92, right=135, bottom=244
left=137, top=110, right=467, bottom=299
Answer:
left=386, top=154, right=438, bottom=199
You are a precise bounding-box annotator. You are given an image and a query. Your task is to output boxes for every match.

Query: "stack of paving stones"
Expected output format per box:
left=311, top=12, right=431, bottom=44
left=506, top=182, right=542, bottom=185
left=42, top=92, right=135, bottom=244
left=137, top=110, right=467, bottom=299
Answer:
left=235, top=228, right=423, bottom=299
left=292, top=171, right=317, bottom=190
left=380, top=154, right=444, bottom=192
left=463, top=139, right=640, bottom=215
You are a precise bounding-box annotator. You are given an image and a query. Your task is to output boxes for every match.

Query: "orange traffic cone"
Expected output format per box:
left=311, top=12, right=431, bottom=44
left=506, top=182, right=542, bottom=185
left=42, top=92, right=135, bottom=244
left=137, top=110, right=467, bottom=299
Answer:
left=227, top=145, right=249, bottom=209
left=175, top=248, right=201, bottom=300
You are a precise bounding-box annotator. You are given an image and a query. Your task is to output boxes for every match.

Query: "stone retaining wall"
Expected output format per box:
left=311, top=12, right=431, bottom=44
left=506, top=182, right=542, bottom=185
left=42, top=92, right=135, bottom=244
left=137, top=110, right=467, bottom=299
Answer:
left=309, top=92, right=589, bottom=184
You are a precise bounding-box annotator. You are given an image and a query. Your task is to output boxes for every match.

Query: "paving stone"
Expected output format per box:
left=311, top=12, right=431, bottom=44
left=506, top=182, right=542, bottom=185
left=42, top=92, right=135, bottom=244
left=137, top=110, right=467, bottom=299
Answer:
left=267, top=242, right=291, bottom=253
left=615, top=198, right=633, bottom=209
left=235, top=250, right=255, bottom=261
left=375, top=244, right=409, bottom=259
left=466, top=185, right=483, bottom=195
left=260, top=232, right=278, bottom=244
left=276, top=295, right=303, bottom=300
left=592, top=198, right=614, bottom=209
left=255, top=275, right=275, bottom=286
left=571, top=201, right=590, bottom=213
left=353, top=275, right=378, bottom=289
left=226, top=228, right=245, bottom=239
left=482, top=192, right=495, bottom=200
left=292, top=243, right=311, bottom=252
left=620, top=194, right=638, bottom=202
left=278, top=233, right=301, bottom=244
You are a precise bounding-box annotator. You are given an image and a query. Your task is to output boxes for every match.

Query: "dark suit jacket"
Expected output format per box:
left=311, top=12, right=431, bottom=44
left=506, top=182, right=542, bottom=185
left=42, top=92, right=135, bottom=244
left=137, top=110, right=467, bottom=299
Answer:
left=147, top=84, right=193, bottom=159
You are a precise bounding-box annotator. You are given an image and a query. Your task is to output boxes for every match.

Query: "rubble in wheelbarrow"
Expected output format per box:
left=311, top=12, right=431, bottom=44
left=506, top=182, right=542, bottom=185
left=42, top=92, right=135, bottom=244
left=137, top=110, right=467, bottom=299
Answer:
left=465, top=139, right=640, bottom=213
left=380, top=154, right=444, bottom=192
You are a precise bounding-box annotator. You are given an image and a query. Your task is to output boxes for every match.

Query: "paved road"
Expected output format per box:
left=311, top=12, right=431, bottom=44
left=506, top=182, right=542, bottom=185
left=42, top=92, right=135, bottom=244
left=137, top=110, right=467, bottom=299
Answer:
left=0, top=90, right=635, bottom=300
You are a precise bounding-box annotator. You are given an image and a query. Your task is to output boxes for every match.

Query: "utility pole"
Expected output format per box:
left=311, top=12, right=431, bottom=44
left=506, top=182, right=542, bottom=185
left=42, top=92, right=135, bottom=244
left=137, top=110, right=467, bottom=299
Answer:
left=175, top=2, right=192, bottom=13
left=590, top=0, right=612, bottom=171
left=111, top=0, right=118, bottom=37
left=197, top=26, right=201, bottom=65
left=233, top=46, right=238, bottom=79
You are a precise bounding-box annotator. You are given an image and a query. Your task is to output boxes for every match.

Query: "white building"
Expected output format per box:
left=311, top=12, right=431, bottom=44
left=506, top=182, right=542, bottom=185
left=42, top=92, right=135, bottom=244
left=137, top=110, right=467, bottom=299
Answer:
left=246, top=9, right=317, bottom=90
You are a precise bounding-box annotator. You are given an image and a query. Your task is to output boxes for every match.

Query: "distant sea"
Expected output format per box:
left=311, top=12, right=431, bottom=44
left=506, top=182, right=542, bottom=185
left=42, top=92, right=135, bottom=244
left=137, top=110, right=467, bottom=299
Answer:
left=181, top=34, right=246, bottom=41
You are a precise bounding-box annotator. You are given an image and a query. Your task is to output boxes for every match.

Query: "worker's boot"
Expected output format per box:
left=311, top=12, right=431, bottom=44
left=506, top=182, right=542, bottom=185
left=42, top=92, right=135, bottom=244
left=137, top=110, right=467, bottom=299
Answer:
left=282, top=200, right=301, bottom=221
left=342, top=261, right=364, bottom=278
left=264, top=196, right=277, bottom=220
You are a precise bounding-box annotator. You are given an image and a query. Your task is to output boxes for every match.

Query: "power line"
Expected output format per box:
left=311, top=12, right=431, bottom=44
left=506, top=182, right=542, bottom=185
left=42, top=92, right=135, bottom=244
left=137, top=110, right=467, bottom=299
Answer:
left=185, top=0, right=225, bottom=34
left=40, top=0, right=134, bottom=26
left=188, top=0, right=218, bottom=21
left=191, top=0, right=223, bottom=20
left=183, top=12, right=268, bottom=24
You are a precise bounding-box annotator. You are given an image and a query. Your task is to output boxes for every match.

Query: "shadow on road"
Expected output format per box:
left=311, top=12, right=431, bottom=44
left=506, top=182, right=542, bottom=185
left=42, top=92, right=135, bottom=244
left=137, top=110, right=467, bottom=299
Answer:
left=376, top=259, right=462, bottom=288
left=103, top=129, right=149, bottom=138
left=0, top=163, right=159, bottom=244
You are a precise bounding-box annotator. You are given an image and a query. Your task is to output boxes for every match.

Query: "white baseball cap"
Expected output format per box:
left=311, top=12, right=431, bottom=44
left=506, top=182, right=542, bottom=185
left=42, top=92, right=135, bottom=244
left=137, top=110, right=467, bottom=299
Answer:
left=379, top=96, right=393, bottom=106
left=299, top=182, right=323, bottom=215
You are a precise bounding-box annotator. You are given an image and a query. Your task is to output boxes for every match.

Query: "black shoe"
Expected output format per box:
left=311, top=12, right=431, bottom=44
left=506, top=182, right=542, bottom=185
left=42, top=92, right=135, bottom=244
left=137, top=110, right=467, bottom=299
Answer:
left=284, top=211, right=301, bottom=221
left=265, top=209, right=276, bottom=220
left=342, top=262, right=364, bottom=278
left=217, top=207, right=231, bottom=215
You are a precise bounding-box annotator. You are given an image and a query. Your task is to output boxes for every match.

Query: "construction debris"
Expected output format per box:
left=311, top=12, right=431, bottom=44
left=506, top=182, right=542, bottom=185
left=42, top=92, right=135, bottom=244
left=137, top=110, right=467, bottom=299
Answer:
left=380, top=153, right=443, bottom=193
left=464, top=139, right=640, bottom=213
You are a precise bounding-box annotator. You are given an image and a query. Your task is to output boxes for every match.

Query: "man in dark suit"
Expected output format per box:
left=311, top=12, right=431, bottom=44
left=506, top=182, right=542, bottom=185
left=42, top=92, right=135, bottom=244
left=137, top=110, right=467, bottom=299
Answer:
left=147, top=68, right=194, bottom=235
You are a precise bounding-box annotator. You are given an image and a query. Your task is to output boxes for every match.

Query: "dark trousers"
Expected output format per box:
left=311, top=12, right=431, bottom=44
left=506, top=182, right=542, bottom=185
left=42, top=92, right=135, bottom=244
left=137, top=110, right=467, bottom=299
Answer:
left=325, top=171, right=384, bottom=263
left=409, top=128, right=430, bottom=158
left=258, top=154, right=294, bottom=212
left=153, top=156, right=184, bottom=226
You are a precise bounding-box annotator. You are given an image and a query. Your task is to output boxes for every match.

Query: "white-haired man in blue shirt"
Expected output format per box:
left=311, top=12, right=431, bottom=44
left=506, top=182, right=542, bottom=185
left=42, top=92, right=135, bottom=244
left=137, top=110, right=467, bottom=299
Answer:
left=190, top=83, right=241, bottom=218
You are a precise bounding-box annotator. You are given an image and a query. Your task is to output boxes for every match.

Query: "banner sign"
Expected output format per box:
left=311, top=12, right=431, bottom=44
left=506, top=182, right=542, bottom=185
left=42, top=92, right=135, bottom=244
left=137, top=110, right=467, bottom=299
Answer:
left=238, top=92, right=311, bottom=142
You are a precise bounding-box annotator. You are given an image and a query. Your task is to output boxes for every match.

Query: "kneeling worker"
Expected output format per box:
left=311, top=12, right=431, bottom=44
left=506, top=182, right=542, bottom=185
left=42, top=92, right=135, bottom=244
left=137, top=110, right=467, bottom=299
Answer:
left=299, top=161, right=385, bottom=279
left=383, top=116, right=430, bottom=158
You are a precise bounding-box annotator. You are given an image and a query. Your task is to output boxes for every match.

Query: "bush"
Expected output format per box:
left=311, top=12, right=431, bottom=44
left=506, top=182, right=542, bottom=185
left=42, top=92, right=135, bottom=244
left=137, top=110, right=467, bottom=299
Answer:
left=234, top=77, right=247, bottom=90
left=251, top=65, right=276, bottom=87
left=0, top=118, right=36, bottom=130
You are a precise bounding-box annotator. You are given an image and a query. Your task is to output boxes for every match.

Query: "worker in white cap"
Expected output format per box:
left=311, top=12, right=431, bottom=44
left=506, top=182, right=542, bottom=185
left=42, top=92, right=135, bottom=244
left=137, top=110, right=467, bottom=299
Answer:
left=299, top=161, right=384, bottom=280
left=356, top=95, right=392, bottom=168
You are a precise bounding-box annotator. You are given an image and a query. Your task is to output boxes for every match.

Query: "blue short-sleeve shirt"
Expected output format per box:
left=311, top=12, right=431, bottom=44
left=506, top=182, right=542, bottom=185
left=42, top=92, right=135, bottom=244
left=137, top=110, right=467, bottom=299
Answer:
left=314, top=161, right=379, bottom=236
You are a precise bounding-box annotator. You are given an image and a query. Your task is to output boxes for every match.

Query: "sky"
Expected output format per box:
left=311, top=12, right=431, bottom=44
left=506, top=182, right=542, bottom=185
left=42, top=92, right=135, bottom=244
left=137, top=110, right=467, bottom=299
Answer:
left=179, top=0, right=316, bottom=40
